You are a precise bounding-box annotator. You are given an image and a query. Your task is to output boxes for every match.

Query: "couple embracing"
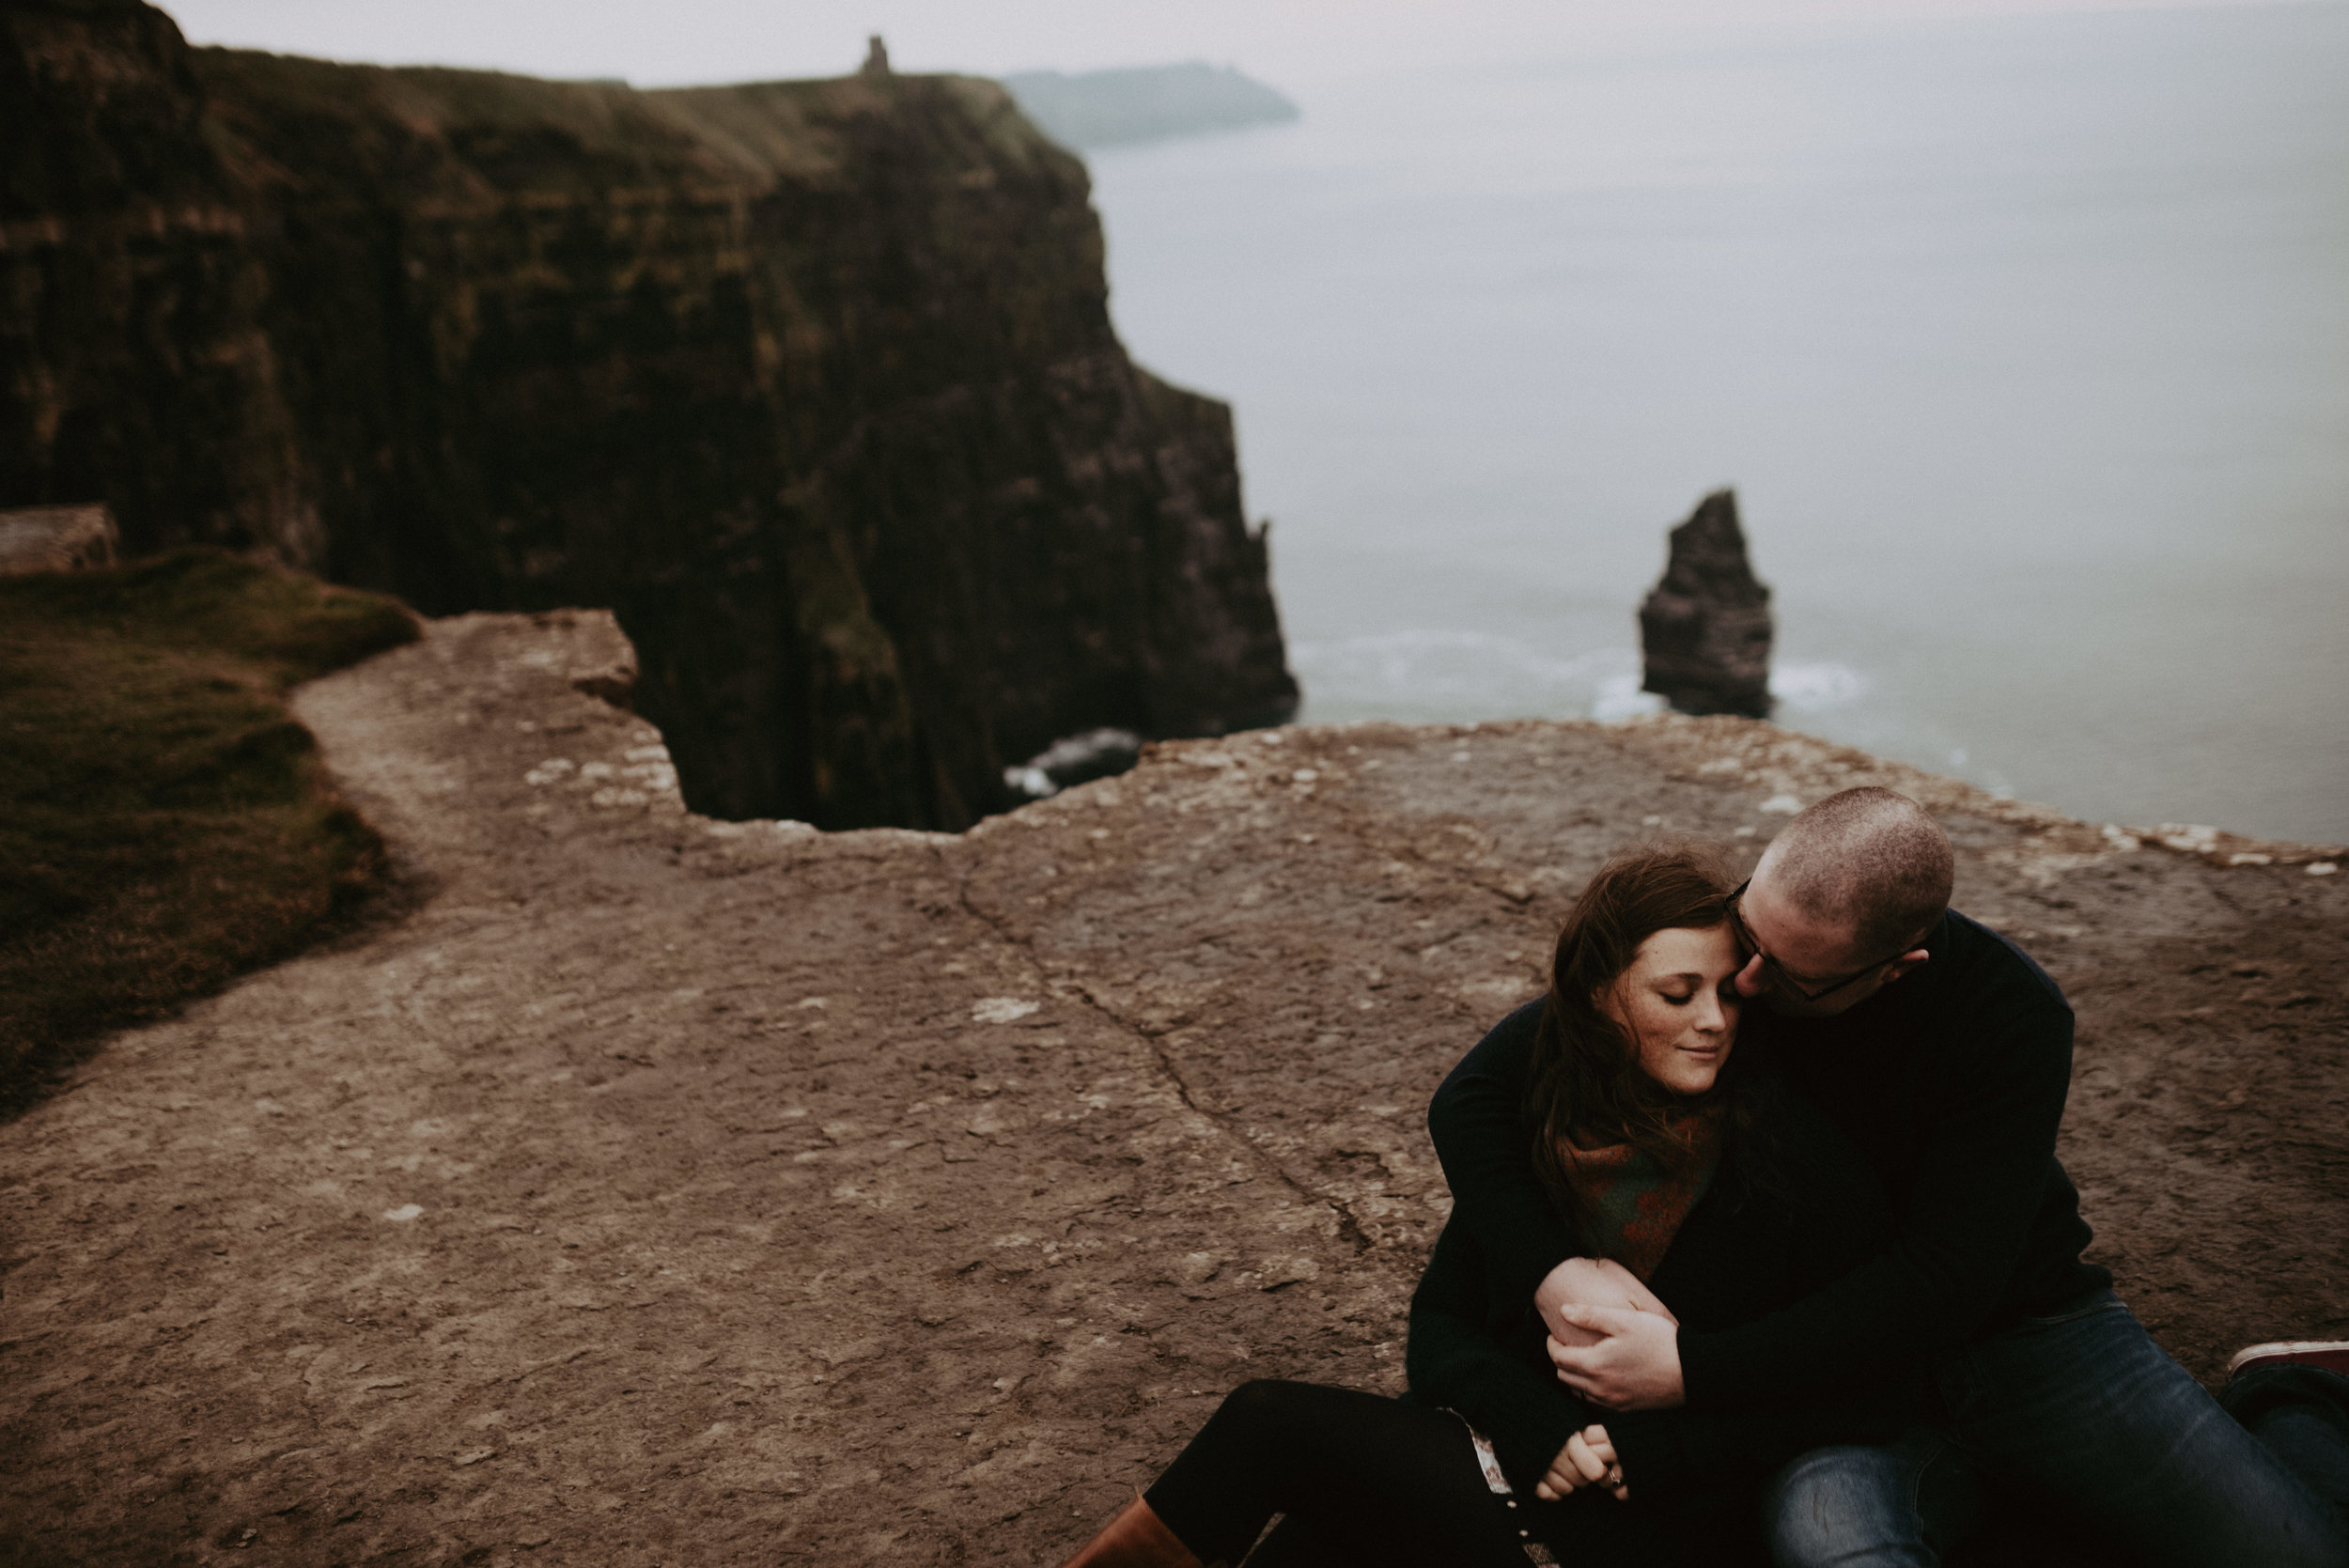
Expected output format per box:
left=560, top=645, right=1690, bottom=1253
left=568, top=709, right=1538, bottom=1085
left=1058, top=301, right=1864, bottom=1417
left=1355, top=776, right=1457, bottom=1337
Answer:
left=1055, top=787, right=2349, bottom=1567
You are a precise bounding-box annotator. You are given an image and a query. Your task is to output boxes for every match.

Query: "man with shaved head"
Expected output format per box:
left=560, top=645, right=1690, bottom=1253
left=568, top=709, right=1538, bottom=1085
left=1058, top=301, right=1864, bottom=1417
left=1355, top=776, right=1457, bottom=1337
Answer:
left=1426, top=786, right=2349, bottom=1566
left=1738, top=785, right=1952, bottom=991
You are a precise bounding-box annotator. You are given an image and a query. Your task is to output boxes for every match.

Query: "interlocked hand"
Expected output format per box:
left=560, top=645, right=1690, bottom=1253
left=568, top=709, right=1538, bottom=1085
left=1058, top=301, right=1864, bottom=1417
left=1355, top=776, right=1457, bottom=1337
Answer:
left=1545, top=1305, right=1687, bottom=1410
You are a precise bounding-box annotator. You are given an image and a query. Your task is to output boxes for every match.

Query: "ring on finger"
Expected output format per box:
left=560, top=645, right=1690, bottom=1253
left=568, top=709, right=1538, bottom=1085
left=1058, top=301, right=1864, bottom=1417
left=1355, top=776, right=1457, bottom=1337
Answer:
left=1604, top=1465, right=1624, bottom=1487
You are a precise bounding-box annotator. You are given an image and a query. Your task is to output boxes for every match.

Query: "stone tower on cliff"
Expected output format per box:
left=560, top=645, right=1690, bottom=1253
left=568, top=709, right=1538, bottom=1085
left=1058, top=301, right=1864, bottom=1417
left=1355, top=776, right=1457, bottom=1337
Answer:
left=1639, top=489, right=1774, bottom=718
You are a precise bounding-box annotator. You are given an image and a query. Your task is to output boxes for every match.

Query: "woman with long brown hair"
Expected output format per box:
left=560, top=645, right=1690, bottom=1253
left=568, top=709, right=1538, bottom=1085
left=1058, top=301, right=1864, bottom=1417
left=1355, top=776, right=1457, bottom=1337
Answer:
left=1052, top=846, right=1913, bottom=1568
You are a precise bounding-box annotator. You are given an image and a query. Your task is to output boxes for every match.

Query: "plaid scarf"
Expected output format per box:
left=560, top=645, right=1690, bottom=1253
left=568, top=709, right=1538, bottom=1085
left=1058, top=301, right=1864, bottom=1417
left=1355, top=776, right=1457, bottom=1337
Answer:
left=1559, top=1108, right=1724, bottom=1281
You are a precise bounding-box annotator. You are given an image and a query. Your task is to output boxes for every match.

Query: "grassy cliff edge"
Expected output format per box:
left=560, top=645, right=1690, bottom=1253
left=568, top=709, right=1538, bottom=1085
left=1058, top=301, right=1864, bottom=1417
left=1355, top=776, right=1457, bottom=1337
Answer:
left=0, top=551, right=418, bottom=1102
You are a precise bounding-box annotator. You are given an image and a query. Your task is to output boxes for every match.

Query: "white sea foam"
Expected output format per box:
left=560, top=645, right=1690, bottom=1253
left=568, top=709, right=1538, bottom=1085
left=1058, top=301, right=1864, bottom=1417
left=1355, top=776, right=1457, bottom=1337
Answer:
left=1768, top=662, right=1869, bottom=712
left=1003, top=727, right=1144, bottom=800
left=1295, top=635, right=1862, bottom=726
left=1292, top=632, right=1659, bottom=723
left=1593, top=675, right=1665, bottom=723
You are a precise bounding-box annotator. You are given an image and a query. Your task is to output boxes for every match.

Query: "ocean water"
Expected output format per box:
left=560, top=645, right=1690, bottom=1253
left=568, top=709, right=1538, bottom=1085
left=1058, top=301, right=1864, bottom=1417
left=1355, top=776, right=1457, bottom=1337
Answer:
left=1083, top=3, right=2349, bottom=844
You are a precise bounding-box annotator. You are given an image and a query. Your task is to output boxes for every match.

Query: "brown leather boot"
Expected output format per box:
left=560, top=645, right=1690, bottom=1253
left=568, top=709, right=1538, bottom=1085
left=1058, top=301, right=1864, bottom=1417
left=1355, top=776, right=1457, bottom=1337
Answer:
left=1056, top=1495, right=1204, bottom=1568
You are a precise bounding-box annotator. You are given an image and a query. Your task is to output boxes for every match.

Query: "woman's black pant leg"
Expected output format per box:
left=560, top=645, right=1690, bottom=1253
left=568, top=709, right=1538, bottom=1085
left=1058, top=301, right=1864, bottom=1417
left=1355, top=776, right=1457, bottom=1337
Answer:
left=1142, top=1380, right=1530, bottom=1568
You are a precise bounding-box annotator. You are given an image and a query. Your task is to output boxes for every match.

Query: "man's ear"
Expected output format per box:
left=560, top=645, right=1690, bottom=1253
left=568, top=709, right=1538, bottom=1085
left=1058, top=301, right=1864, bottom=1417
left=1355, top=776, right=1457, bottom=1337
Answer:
left=1883, top=949, right=1930, bottom=984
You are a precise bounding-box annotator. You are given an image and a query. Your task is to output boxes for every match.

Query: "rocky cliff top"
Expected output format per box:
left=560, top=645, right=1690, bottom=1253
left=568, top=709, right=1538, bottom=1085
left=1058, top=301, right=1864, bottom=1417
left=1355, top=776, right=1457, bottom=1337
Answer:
left=0, top=612, right=2341, bottom=1564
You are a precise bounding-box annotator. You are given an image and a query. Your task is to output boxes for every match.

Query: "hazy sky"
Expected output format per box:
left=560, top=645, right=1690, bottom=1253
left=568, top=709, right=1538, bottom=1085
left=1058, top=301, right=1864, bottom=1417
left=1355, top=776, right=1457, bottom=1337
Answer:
left=162, top=0, right=2294, bottom=86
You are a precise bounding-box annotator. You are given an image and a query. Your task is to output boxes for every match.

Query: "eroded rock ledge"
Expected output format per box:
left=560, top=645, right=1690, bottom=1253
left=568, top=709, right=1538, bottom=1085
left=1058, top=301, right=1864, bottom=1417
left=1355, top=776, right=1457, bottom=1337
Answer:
left=0, top=612, right=2341, bottom=1566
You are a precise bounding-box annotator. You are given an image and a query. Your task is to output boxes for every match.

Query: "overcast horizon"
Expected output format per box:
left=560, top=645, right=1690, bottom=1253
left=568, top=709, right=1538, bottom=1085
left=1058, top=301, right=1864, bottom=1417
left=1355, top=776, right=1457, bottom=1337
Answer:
left=163, top=0, right=2306, bottom=86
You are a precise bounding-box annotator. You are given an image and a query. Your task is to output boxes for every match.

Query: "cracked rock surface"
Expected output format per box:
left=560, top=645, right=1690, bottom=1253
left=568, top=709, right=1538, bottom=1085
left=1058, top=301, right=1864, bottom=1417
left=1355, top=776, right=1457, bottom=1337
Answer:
left=1, top=611, right=2342, bottom=1565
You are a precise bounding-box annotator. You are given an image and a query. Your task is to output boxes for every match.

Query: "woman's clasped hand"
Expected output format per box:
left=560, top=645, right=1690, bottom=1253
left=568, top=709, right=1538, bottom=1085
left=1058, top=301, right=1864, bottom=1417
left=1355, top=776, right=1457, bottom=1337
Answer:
left=1536, top=1423, right=1629, bottom=1502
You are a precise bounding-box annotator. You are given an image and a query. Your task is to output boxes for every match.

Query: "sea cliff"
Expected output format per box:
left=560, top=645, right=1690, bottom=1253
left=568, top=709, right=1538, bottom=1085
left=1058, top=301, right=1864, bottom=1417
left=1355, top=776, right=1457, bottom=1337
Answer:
left=1, top=0, right=1297, bottom=829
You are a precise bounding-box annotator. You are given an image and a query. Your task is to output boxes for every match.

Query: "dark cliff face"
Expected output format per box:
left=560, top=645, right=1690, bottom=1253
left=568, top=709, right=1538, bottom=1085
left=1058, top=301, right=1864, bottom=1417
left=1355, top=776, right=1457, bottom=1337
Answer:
left=1, top=0, right=1298, bottom=830
left=1639, top=489, right=1773, bottom=718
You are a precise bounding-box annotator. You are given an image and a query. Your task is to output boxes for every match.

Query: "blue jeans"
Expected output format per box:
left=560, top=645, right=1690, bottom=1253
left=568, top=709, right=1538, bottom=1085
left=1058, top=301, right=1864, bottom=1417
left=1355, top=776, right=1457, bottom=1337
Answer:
left=1763, top=1291, right=2349, bottom=1568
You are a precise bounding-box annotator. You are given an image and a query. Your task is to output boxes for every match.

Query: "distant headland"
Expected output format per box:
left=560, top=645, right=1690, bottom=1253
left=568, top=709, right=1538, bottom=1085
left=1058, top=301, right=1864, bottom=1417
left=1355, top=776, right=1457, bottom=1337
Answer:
left=1002, top=61, right=1300, bottom=149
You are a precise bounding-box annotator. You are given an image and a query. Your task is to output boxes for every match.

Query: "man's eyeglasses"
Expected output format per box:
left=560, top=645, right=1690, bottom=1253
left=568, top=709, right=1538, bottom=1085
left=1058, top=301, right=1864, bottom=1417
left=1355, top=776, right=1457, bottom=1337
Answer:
left=1723, top=879, right=1896, bottom=1004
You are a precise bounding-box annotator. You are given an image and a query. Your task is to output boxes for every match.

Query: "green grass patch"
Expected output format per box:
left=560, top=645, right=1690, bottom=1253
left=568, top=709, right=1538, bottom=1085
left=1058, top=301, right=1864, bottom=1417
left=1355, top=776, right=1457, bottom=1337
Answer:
left=0, top=551, right=420, bottom=1105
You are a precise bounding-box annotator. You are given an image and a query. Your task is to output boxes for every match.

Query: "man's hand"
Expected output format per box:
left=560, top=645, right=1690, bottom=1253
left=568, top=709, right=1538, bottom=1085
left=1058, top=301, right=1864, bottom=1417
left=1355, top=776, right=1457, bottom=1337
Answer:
left=1535, top=1257, right=1676, bottom=1348
left=1546, top=1305, right=1687, bottom=1409
left=1534, top=1423, right=1629, bottom=1502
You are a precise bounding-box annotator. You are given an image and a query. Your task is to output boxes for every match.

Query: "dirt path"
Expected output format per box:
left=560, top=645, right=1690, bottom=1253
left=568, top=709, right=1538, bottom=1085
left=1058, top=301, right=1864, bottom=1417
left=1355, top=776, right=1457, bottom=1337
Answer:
left=2, top=613, right=2342, bottom=1567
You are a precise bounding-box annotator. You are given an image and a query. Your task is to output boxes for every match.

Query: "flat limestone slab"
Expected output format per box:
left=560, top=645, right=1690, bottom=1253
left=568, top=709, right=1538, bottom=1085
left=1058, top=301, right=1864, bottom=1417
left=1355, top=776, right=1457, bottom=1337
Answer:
left=2, top=612, right=2341, bottom=1565
left=0, top=504, right=118, bottom=576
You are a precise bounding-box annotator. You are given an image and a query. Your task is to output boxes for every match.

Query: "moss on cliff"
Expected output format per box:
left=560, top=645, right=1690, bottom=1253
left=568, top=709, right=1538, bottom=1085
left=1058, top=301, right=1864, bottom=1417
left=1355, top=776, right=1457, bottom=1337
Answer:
left=3, top=2, right=1298, bottom=831
left=0, top=551, right=416, bottom=1099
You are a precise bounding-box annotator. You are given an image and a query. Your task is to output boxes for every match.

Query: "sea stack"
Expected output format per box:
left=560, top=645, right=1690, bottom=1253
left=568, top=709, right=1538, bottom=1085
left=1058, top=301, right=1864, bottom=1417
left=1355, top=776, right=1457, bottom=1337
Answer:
left=1639, top=489, right=1773, bottom=718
